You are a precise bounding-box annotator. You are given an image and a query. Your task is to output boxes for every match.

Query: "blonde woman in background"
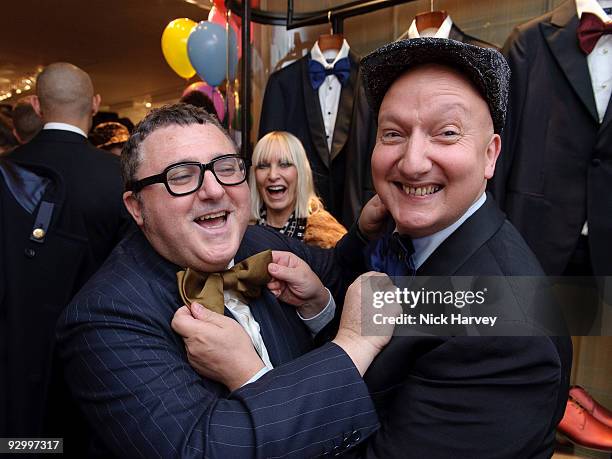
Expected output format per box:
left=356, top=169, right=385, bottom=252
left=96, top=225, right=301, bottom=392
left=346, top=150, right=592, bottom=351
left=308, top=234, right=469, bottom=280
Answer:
left=250, top=131, right=346, bottom=249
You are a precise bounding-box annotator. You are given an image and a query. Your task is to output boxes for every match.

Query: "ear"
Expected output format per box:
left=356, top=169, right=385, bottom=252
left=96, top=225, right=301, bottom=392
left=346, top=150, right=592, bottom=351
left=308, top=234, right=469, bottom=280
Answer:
left=12, top=128, right=24, bottom=145
left=484, top=133, right=501, bottom=180
left=31, top=96, right=42, bottom=117
left=123, top=191, right=144, bottom=227
left=92, top=94, right=101, bottom=116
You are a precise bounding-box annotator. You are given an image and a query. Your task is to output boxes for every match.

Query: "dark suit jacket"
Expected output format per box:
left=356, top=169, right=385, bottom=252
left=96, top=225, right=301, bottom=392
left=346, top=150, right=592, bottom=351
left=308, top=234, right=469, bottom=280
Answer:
left=354, top=196, right=572, bottom=458
left=259, top=52, right=376, bottom=227
left=0, top=160, right=92, bottom=454
left=489, top=0, right=612, bottom=275
left=2, top=129, right=131, bottom=453
left=7, top=128, right=132, bottom=273
left=57, top=226, right=378, bottom=458
left=396, top=22, right=499, bottom=48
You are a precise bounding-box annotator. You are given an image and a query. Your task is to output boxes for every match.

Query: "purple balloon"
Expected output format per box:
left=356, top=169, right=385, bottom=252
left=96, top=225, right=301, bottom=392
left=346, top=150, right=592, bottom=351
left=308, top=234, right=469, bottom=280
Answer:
left=182, top=81, right=225, bottom=120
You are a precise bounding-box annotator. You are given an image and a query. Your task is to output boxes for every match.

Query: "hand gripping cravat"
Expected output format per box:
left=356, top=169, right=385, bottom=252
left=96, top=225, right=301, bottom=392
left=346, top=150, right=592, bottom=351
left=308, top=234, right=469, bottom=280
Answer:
left=177, top=250, right=272, bottom=314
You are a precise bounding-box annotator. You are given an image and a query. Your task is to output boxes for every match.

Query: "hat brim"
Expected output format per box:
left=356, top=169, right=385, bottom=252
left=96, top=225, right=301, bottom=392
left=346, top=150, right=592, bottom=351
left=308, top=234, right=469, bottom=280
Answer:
left=361, top=38, right=509, bottom=134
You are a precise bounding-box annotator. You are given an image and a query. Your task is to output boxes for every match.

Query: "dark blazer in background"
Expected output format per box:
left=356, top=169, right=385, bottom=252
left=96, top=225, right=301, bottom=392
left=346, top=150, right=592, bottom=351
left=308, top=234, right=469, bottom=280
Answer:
left=259, top=52, right=376, bottom=227
left=489, top=0, right=612, bottom=275
left=7, top=128, right=132, bottom=274
left=0, top=160, right=91, bottom=455
left=449, top=23, right=500, bottom=49
left=2, top=129, right=131, bottom=454
left=57, top=225, right=378, bottom=458
left=354, top=196, right=572, bottom=458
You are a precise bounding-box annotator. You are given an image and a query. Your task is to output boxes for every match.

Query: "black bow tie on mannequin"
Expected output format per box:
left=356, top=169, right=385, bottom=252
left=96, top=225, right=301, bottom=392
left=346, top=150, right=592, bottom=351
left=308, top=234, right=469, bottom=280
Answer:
left=308, top=57, right=351, bottom=90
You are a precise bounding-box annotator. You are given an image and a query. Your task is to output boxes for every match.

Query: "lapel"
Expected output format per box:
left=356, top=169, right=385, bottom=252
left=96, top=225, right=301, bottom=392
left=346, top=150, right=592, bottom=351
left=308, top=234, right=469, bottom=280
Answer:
left=417, top=194, right=505, bottom=276
left=301, top=54, right=331, bottom=168
left=541, top=1, right=599, bottom=123
left=330, top=52, right=359, bottom=161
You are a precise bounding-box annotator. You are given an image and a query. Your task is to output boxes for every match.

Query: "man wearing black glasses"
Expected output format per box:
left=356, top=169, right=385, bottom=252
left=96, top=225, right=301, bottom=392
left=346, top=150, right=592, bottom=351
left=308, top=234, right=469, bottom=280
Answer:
left=56, top=103, right=389, bottom=458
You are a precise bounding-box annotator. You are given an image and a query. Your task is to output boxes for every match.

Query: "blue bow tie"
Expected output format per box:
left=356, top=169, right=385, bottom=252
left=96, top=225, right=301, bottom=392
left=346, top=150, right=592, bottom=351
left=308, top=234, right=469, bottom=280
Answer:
left=366, top=231, right=416, bottom=277
left=308, top=57, right=351, bottom=90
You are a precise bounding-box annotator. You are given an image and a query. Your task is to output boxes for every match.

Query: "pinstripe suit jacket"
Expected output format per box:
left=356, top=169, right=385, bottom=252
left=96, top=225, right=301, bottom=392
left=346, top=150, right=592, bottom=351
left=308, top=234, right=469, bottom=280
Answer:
left=57, top=225, right=378, bottom=458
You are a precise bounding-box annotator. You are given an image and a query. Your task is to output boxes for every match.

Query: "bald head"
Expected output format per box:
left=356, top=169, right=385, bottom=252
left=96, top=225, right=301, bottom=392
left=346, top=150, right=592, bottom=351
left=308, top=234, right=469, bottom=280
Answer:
left=35, top=63, right=100, bottom=129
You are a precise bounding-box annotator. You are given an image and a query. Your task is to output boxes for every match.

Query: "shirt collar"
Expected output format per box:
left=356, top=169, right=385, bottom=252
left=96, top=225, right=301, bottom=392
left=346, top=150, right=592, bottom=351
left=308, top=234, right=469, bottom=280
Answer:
left=410, top=192, right=487, bottom=270
left=407, top=14, right=454, bottom=39
left=43, top=122, right=87, bottom=138
left=576, top=0, right=612, bottom=20
left=310, top=39, right=350, bottom=68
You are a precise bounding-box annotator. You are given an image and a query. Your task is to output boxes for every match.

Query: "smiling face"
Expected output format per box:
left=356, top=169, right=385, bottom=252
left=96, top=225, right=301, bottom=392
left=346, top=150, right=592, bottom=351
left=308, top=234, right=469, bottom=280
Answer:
left=254, top=149, right=298, bottom=222
left=123, top=123, right=250, bottom=272
left=372, top=64, right=501, bottom=238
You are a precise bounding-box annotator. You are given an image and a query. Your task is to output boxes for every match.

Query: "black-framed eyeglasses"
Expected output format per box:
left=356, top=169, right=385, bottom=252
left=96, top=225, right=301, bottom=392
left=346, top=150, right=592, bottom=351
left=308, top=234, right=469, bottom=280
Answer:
left=126, top=154, right=249, bottom=196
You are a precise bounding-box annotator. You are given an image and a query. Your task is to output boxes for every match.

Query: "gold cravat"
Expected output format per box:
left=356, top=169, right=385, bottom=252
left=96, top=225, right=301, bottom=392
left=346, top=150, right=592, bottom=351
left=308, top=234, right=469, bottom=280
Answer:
left=176, top=250, right=272, bottom=314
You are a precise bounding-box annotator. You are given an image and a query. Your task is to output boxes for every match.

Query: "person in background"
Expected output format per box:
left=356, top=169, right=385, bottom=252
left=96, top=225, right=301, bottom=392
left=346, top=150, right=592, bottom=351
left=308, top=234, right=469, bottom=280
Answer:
left=250, top=130, right=347, bottom=249
left=0, top=112, right=17, bottom=154
left=12, top=96, right=43, bottom=144
left=90, top=121, right=130, bottom=156
left=180, top=90, right=218, bottom=120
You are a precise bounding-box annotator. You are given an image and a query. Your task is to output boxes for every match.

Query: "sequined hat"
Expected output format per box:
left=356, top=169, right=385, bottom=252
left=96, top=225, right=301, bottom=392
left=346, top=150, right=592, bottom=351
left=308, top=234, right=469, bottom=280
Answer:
left=361, top=37, right=510, bottom=134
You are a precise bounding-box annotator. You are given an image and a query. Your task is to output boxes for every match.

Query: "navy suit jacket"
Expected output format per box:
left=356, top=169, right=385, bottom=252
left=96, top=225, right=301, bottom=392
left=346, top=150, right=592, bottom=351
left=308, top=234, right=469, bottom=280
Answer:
left=57, top=225, right=378, bottom=458
left=352, top=196, right=572, bottom=458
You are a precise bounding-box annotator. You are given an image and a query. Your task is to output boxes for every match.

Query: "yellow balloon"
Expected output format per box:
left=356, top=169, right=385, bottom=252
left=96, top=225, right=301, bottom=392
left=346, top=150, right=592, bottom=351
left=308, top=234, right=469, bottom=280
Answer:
left=161, top=18, right=197, bottom=79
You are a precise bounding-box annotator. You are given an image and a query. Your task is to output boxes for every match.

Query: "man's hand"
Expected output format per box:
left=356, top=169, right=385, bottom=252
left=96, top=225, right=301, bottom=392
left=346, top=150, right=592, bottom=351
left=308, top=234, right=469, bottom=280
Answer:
left=268, top=251, right=330, bottom=319
left=332, top=272, right=401, bottom=375
left=171, top=303, right=265, bottom=391
left=358, top=194, right=389, bottom=241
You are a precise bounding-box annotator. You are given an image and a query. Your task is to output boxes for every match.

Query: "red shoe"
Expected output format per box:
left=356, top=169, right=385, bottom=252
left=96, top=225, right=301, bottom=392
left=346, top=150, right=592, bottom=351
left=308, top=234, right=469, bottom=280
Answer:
left=557, top=399, right=612, bottom=452
left=570, top=385, right=612, bottom=428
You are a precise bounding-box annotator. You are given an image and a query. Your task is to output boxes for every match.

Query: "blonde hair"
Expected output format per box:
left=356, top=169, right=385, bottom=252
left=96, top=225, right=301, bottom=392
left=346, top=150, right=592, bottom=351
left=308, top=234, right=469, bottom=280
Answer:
left=249, top=131, right=321, bottom=220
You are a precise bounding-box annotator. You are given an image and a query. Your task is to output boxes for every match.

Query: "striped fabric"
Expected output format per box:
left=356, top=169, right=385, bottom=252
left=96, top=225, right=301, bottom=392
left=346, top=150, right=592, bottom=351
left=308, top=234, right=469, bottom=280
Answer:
left=57, top=225, right=378, bottom=458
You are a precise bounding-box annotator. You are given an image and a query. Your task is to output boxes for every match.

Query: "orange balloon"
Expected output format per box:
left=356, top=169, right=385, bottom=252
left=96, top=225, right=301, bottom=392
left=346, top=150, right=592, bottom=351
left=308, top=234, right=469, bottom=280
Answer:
left=161, top=18, right=197, bottom=79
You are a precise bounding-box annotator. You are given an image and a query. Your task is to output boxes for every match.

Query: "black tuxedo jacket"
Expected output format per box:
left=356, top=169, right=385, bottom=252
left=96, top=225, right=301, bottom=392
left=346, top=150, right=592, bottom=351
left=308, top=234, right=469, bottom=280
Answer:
left=259, top=52, right=376, bottom=227
left=0, top=159, right=96, bottom=454
left=448, top=23, right=499, bottom=49
left=57, top=226, right=378, bottom=458
left=2, top=130, right=131, bottom=453
left=396, top=22, right=498, bottom=48
left=354, top=196, right=572, bottom=458
left=489, top=0, right=612, bottom=275
left=7, top=129, right=132, bottom=270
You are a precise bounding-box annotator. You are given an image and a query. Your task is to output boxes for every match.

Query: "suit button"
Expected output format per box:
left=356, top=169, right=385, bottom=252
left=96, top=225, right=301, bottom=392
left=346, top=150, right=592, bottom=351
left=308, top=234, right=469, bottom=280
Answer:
left=24, top=248, right=36, bottom=258
left=350, top=430, right=361, bottom=442
left=332, top=445, right=343, bottom=457
left=592, top=158, right=601, bottom=167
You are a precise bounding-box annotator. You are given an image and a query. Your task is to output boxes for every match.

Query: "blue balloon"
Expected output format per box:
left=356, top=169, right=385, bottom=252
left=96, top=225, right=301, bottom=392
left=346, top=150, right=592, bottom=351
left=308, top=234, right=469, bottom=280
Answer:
left=187, top=21, right=238, bottom=87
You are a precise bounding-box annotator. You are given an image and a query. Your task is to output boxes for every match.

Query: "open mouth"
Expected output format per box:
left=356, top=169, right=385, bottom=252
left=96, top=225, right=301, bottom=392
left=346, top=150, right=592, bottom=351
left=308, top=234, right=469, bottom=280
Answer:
left=266, top=185, right=287, bottom=197
left=396, top=183, right=443, bottom=196
left=194, top=210, right=229, bottom=229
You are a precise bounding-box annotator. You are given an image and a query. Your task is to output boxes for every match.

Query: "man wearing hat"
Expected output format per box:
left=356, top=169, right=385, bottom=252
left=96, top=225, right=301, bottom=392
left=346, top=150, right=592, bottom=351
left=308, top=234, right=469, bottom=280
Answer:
left=351, top=38, right=572, bottom=458
left=90, top=121, right=130, bottom=156
left=171, top=38, right=573, bottom=457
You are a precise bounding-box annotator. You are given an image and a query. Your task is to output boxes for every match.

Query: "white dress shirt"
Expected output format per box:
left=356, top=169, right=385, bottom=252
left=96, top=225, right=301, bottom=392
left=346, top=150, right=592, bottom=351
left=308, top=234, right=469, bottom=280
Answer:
left=43, top=122, right=87, bottom=138
left=410, top=193, right=487, bottom=270
left=576, top=0, right=612, bottom=123
left=405, top=14, right=454, bottom=39
left=310, top=39, right=351, bottom=151
left=223, top=259, right=336, bottom=385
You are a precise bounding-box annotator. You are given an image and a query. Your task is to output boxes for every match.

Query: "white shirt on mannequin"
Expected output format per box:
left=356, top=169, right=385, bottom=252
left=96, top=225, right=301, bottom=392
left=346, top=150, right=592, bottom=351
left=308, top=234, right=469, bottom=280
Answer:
left=310, top=39, right=351, bottom=151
